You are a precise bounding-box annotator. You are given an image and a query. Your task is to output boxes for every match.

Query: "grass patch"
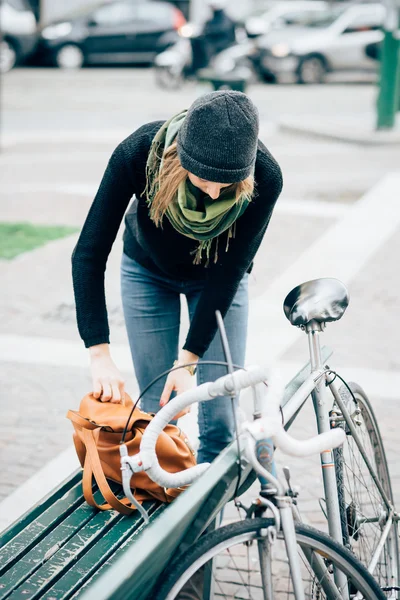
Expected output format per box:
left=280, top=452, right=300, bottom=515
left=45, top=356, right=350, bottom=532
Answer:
left=0, top=222, right=79, bottom=260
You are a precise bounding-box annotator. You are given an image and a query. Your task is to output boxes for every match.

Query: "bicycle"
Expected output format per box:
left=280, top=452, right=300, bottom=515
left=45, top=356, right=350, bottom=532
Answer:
left=120, top=276, right=399, bottom=599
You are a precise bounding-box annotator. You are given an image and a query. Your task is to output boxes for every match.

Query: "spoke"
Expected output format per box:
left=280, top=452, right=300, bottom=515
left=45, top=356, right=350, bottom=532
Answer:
left=214, top=566, right=231, bottom=600
left=186, top=527, right=385, bottom=600
left=344, top=450, right=383, bottom=523
left=223, top=546, right=257, bottom=599
left=345, top=442, right=382, bottom=507
left=344, top=435, right=383, bottom=514
left=304, top=551, right=332, bottom=598
left=247, top=542, right=251, bottom=593
left=337, top=390, right=395, bottom=592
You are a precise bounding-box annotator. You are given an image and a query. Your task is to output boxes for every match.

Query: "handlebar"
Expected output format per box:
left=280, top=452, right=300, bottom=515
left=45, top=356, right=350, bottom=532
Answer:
left=273, top=427, right=345, bottom=457
left=208, top=366, right=270, bottom=397
left=121, top=368, right=269, bottom=488
left=120, top=366, right=346, bottom=492
left=138, top=382, right=213, bottom=488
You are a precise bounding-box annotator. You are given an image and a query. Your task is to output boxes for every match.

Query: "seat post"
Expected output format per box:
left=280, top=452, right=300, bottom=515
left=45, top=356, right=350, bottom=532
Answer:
left=306, top=320, right=325, bottom=371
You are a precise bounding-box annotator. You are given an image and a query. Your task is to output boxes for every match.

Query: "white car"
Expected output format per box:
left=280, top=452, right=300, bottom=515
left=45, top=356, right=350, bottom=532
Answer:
left=0, top=0, right=38, bottom=72
left=257, top=3, right=386, bottom=84
left=245, top=1, right=329, bottom=37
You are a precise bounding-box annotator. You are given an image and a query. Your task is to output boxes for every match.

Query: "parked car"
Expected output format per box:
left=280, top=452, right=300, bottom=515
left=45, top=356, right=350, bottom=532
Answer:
left=245, top=1, right=329, bottom=38
left=0, top=0, right=38, bottom=73
left=37, top=0, right=186, bottom=69
left=207, top=1, right=329, bottom=83
left=256, top=3, right=386, bottom=84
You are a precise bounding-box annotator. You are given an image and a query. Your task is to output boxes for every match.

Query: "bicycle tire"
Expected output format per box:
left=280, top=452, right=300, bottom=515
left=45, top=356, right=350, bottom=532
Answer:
left=333, top=382, right=399, bottom=596
left=154, top=518, right=386, bottom=600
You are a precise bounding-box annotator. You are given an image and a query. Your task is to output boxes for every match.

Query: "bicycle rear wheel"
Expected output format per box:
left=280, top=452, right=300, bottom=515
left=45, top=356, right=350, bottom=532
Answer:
left=154, top=518, right=385, bottom=599
left=333, top=381, right=399, bottom=598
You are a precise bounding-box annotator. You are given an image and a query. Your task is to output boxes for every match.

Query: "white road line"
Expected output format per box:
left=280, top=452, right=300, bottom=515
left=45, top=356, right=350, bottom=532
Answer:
left=1, top=129, right=136, bottom=146
left=0, top=334, right=398, bottom=401
left=0, top=182, right=99, bottom=195
left=1, top=129, right=354, bottom=156
left=0, top=181, right=350, bottom=219
left=0, top=173, right=399, bottom=531
left=0, top=152, right=110, bottom=165
left=277, top=198, right=349, bottom=218
left=0, top=334, right=134, bottom=372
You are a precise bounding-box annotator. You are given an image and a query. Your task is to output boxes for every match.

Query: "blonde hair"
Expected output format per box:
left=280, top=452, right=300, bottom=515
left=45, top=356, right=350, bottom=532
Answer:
left=145, top=142, right=255, bottom=227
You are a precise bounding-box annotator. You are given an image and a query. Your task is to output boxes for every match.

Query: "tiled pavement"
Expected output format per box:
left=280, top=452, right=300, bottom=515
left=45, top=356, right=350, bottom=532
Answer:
left=1, top=69, right=400, bottom=597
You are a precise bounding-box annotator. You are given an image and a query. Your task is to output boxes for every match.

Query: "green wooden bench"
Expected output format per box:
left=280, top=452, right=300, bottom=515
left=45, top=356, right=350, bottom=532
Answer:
left=0, top=348, right=331, bottom=600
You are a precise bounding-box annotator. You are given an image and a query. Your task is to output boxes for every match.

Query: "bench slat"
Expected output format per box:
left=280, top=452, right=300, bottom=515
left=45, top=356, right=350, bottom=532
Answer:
left=6, top=507, right=122, bottom=600
left=0, top=499, right=100, bottom=598
left=42, top=503, right=163, bottom=600
left=0, top=472, right=82, bottom=548
left=71, top=505, right=167, bottom=599
left=80, top=443, right=252, bottom=600
left=0, top=481, right=84, bottom=576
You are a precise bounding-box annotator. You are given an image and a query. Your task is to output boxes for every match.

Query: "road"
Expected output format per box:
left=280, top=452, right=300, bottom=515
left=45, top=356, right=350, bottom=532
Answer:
left=0, top=68, right=399, bottom=538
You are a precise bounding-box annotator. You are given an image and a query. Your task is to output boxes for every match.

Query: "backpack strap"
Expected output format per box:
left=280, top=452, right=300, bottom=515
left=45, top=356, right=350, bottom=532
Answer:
left=81, top=427, right=137, bottom=516
left=66, top=410, right=98, bottom=430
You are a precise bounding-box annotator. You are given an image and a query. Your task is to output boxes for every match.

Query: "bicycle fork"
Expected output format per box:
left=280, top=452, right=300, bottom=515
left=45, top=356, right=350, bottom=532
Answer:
left=254, top=437, right=307, bottom=599
left=253, top=378, right=344, bottom=600
left=280, top=500, right=307, bottom=600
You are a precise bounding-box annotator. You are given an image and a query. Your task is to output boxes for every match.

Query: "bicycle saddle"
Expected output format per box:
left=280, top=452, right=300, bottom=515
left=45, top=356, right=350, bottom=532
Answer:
left=283, top=278, right=349, bottom=327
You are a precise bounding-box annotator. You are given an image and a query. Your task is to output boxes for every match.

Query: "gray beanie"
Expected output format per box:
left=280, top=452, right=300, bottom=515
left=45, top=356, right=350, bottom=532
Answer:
left=177, top=90, right=259, bottom=184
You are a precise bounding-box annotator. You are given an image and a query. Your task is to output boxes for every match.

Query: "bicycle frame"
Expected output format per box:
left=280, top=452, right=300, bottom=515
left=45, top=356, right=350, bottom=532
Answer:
left=281, top=319, right=398, bottom=593
left=126, top=314, right=397, bottom=598
left=249, top=378, right=345, bottom=600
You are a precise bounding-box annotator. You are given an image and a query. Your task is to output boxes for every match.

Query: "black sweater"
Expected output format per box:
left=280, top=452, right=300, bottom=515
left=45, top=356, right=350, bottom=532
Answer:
left=71, top=121, right=283, bottom=357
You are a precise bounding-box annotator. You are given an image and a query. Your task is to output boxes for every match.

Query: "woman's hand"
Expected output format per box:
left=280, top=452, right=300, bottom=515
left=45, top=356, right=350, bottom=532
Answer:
left=160, top=350, right=199, bottom=419
left=89, top=344, right=125, bottom=404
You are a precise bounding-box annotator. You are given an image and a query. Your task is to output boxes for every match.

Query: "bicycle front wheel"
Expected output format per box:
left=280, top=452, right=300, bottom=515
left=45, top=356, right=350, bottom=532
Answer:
left=333, top=382, right=399, bottom=596
left=154, top=518, right=385, bottom=600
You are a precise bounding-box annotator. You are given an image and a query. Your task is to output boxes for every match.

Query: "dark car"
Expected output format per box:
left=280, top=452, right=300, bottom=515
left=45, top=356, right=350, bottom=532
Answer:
left=38, top=0, right=186, bottom=69
left=1, top=0, right=38, bottom=72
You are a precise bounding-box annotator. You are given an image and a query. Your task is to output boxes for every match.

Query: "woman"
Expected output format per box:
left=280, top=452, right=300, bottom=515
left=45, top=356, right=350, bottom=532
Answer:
left=72, top=90, right=282, bottom=464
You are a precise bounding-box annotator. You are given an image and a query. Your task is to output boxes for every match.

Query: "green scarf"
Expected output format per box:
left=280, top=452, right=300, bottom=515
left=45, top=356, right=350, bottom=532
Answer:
left=145, top=111, right=251, bottom=266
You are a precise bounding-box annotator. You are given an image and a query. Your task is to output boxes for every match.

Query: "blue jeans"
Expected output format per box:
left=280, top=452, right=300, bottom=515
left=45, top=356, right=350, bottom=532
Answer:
left=120, top=252, right=248, bottom=464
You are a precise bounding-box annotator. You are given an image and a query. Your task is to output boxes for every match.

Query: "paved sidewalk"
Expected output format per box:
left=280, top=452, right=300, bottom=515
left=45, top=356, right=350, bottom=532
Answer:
left=1, top=175, right=400, bottom=529
left=279, top=113, right=400, bottom=146
left=1, top=70, right=400, bottom=535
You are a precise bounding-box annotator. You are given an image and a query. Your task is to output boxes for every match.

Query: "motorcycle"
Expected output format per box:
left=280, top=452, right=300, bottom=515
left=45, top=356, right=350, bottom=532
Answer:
left=211, top=38, right=262, bottom=82
left=153, top=22, right=255, bottom=90
left=154, top=22, right=199, bottom=90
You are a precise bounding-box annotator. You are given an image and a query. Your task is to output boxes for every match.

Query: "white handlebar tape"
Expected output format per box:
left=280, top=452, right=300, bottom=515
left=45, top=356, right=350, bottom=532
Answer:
left=146, top=458, right=209, bottom=489
left=139, top=382, right=212, bottom=488
left=272, top=427, right=346, bottom=457
left=140, top=368, right=270, bottom=489
left=208, top=366, right=269, bottom=397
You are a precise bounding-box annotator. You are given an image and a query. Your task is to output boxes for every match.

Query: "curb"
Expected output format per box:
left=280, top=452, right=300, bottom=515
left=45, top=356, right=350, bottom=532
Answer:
left=279, top=116, right=400, bottom=146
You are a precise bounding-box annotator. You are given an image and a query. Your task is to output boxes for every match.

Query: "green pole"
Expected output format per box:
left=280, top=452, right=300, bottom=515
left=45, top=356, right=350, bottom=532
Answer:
left=376, top=1, right=400, bottom=129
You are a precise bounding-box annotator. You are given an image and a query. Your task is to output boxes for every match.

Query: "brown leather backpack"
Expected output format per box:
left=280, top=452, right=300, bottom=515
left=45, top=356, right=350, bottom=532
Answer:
left=67, top=391, right=196, bottom=515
